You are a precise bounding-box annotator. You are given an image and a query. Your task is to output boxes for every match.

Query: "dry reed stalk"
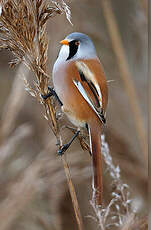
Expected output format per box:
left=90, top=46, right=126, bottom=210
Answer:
left=101, top=0, right=148, bottom=165
left=0, top=1, right=84, bottom=229
left=0, top=64, right=29, bottom=140
left=0, top=149, right=48, bottom=230
left=0, top=139, right=89, bottom=230
left=61, top=155, right=84, bottom=230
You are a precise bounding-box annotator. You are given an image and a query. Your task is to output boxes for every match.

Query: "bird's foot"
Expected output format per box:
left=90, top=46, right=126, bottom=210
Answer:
left=41, top=87, right=54, bottom=100
left=41, top=86, right=63, bottom=106
left=57, top=130, right=80, bottom=156
left=57, top=143, right=70, bottom=156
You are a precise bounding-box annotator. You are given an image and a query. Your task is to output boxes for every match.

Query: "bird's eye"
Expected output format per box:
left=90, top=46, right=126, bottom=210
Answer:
left=75, top=41, right=80, bottom=46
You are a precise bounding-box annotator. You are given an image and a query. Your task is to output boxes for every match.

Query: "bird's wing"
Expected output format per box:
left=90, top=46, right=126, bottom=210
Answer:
left=73, top=61, right=106, bottom=124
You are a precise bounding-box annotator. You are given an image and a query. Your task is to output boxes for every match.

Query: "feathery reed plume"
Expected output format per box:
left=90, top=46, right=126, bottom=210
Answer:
left=0, top=0, right=62, bottom=133
left=0, top=1, right=84, bottom=229
left=90, top=134, right=148, bottom=229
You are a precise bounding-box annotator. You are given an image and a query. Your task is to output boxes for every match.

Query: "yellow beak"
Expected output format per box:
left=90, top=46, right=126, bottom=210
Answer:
left=60, top=39, right=69, bottom=45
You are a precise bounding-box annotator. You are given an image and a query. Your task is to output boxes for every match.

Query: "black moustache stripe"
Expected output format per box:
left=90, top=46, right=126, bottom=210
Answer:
left=66, top=40, right=79, bottom=61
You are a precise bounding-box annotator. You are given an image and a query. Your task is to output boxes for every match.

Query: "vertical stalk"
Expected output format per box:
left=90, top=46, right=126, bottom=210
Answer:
left=101, top=0, right=148, bottom=165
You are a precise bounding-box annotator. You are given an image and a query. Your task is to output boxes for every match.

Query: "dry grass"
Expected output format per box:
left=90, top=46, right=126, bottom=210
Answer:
left=0, top=0, right=147, bottom=230
left=89, top=135, right=148, bottom=230
left=0, top=0, right=84, bottom=229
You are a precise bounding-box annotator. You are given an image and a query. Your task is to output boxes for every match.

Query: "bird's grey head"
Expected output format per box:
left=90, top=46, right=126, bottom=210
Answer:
left=57, top=32, right=97, bottom=63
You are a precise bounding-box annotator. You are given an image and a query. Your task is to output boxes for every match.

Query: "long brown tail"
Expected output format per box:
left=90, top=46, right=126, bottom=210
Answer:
left=89, top=122, right=103, bottom=205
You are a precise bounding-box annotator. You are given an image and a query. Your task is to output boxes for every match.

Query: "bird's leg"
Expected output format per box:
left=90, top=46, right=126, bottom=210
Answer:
left=66, top=125, right=91, bottom=155
left=41, top=86, right=63, bottom=106
left=58, top=130, right=80, bottom=155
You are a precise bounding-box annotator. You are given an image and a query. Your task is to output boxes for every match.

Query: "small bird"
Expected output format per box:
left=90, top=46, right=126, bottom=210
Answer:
left=52, top=32, right=108, bottom=205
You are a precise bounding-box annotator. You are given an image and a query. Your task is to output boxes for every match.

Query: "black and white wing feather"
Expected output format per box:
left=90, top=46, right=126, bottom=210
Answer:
left=73, top=61, right=106, bottom=124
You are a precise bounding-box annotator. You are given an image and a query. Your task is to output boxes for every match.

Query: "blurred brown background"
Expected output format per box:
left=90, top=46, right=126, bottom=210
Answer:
left=0, top=0, right=147, bottom=229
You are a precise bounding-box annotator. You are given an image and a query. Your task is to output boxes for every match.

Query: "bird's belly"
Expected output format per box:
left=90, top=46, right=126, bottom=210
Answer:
left=62, top=106, right=86, bottom=128
left=52, top=60, right=101, bottom=128
left=53, top=78, right=90, bottom=127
